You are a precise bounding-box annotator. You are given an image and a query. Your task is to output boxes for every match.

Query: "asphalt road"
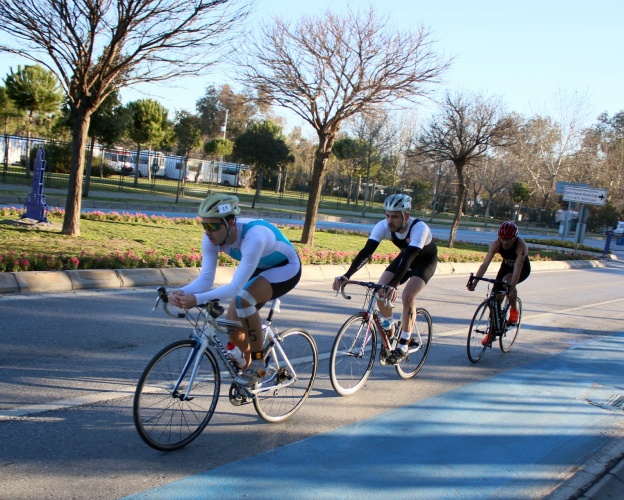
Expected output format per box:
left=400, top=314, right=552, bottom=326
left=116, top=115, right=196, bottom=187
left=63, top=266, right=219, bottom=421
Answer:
left=1, top=262, right=623, bottom=498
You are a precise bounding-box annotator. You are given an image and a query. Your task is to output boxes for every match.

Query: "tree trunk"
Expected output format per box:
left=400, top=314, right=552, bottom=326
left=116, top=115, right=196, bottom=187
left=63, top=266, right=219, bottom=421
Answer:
left=301, top=133, right=335, bottom=245
left=134, top=143, right=141, bottom=186
left=484, top=198, right=492, bottom=224
left=25, top=124, right=31, bottom=179
left=448, top=162, right=467, bottom=248
left=62, top=107, right=91, bottom=236
left=361, top=167, right=372, bottom=217
left=83, top=135, right=96, bottom=198
left=252, top=169, right=263, bottom=209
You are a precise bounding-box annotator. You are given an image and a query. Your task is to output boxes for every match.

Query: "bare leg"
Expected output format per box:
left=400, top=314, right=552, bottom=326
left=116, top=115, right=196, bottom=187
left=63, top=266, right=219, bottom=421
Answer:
left=375, top=271, right=395, bottom=318
left=226, top=276, right=273, bottom=368
left=401, top=276, right=426, bottom=332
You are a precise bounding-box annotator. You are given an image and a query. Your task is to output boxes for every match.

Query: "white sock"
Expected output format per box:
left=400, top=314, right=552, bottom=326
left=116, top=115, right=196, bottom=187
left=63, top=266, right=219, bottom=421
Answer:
left=397, top=331, right=410, bottom=352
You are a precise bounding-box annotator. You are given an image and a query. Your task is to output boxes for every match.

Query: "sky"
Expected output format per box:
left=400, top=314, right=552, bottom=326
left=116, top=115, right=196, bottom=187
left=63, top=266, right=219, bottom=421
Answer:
left=1, top=0, right=622, bottom=134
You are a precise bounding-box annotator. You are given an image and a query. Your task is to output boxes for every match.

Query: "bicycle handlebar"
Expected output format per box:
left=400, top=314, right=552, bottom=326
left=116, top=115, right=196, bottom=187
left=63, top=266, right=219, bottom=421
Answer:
left=337, top=279, right=390, bottom=302
left=466, top=273, right=511, bottom=293
left=154, top=286, right=226, bottom=321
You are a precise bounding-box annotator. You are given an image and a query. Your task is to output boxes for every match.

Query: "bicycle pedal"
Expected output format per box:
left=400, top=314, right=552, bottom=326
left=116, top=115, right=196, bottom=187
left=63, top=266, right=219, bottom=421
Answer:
left=228, top=383, right=253, bottom=406
left=379, top=348, right=388, bottom=365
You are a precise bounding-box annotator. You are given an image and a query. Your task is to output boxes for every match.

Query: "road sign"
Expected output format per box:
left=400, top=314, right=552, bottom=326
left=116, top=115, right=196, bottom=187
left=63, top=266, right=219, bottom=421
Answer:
left=562, top=186, right=607, bottom=205
left=555, top=181, right=589, bottom=194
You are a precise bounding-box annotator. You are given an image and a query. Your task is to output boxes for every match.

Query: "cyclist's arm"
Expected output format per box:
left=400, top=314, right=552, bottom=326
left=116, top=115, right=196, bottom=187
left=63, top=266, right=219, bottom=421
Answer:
left=181, top=235, right=218, bottom=295
left=468, top=240, right=498, bottom=290
left=193, top=231, right=267, bottom=305
left=343, top=238, right=381, bottom=279
left=386, top=221, right=432, bottom=287
left=509, top=238, right=529, bottom=289
left=387, top=246, right=421, bottom=287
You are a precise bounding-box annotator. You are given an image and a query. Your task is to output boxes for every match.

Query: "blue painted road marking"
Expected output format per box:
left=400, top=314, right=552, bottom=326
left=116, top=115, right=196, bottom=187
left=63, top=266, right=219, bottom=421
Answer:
left=125, top=333, right=624, bottom=499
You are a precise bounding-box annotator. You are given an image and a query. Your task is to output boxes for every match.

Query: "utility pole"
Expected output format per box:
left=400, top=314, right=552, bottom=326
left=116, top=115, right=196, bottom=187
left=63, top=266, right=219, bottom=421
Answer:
left=221, top=109, right=229, bottom=139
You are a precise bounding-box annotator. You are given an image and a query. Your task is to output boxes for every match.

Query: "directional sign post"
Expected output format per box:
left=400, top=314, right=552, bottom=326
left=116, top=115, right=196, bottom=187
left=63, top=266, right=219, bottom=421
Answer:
left=562, top=186, right=607, bottom=206
left=560, top=185, right=607, bottom=243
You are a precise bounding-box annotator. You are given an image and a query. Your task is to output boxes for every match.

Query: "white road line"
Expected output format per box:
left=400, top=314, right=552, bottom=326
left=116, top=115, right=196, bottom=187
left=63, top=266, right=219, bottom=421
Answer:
left=3, top=297, right=623, bottom=420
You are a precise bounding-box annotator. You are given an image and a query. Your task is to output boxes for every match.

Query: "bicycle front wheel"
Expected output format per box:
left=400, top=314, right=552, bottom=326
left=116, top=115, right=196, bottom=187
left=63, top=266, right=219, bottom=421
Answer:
left=500, top=297, right=522, bottom=353
left=396, top=308, right=433, bottom=379
left=133, top=340, right=220, bottom=451
left=329, top=312, right=377, bottom=396
left=254, top=328, right=318, bottom=423
left=467, top=301, right=490, bottom=364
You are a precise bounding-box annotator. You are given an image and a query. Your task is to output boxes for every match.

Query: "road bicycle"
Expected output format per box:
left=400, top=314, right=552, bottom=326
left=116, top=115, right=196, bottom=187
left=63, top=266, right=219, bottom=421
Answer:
left=466, top=274, right=522, bottom=363
left=329, top=280, right=432, bottom=396
left=133, top=286, right=318, bottom=451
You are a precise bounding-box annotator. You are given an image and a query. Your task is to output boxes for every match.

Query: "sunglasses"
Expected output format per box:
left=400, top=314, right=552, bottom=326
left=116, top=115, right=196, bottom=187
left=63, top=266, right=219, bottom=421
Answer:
left=202, top=221, right=224, bottom=232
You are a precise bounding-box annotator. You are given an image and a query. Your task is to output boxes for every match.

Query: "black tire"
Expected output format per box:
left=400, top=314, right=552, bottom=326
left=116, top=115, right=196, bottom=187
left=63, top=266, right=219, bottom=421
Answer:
left=467, top=301, right=490, bottom=364
left=396, top=308, right=433, bottom=379
left=253, top=329, right=318, bottom=423
left=500, top=297, right=522, bottom=353
left=133, top=340, right=220, bottom=451
left=329, top=312, right=377, bottom=396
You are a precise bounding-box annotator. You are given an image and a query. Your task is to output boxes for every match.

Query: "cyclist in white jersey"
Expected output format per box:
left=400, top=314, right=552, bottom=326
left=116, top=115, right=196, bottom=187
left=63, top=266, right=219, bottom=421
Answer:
left=170, top=193, right=301, bottom=384
left=333, top=194, right=437, bottom=365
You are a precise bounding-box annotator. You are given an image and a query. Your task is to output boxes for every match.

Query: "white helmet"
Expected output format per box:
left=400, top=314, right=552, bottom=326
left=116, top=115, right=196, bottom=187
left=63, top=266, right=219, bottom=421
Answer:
left=198, top=193, right=241, bottom=218
left=384, top=193, right=412, bottom=212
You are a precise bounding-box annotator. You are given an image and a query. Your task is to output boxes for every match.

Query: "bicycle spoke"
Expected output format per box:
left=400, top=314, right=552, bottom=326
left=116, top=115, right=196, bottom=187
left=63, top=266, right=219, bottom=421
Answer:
left=396, top=308, right=433, bottom=379
left=329, top=313, right=377, bottom=396
left=500, top=297, right=522, bottom=352
left=467, top=301, right=489, bottom=363
left=253, top=329, right=318, bottom=423
left=133, top=340, right=220, bottom=451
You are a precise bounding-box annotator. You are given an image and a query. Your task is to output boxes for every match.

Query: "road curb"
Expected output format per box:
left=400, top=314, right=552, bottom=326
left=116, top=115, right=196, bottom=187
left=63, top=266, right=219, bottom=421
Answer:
left=0, top=259, right=607, bottom=295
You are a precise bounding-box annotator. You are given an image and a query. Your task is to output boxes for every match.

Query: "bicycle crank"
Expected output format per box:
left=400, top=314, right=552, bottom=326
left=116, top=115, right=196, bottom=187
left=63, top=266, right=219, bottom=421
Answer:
left=228, top=383, right=253, bottom=407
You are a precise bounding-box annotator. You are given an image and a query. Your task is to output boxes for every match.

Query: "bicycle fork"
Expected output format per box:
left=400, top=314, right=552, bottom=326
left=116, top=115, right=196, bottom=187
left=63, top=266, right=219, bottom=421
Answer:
left=172, top=334, right=209, bottom=401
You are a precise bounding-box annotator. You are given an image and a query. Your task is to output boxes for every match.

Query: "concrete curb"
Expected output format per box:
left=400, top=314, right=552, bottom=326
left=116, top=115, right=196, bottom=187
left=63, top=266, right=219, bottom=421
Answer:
left=579, top=456, right=624, bottom=500
left=0, top=259, right=608, bottom=295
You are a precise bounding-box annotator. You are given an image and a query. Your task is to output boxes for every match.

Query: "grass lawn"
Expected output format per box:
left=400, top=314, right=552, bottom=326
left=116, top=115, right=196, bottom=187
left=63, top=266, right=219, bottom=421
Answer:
left=0, top=208, right=589, bottom=272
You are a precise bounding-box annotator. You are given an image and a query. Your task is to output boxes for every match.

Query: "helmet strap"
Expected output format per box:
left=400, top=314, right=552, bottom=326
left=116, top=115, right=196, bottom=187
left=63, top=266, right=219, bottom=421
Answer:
left=218, top=218, right=232, bottom=245
left=402, top=212, right=409, bottom=229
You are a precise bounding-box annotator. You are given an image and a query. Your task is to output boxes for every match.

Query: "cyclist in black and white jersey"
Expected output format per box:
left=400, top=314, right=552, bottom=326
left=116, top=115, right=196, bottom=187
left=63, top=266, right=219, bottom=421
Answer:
left=170, top=193, right=301, bottom=385
left=332, top=194, right=438, bottom=365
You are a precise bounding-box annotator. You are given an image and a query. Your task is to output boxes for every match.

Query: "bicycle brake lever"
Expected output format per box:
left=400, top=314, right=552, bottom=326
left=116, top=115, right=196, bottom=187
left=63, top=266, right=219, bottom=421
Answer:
left=152, top=296, right=161, bottom=312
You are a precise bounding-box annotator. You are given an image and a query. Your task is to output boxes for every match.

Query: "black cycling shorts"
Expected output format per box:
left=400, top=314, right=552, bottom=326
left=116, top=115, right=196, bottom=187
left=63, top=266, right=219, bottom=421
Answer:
left=495, top=262, right=531, bottom=292
left=386, top=246, right=438, bottom=285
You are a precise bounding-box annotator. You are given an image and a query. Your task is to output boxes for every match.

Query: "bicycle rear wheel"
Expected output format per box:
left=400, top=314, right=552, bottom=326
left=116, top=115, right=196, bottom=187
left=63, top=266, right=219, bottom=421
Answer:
left=467, top=301, right=490, bottom=363
left=329, top=312, right=377, bottom=396
left=254, top=328, right=318, bottom=423
left=396, top=308, right=433, bottom=379
left=500, top=297, right=522, bottom=352
left=133, top=340, right=220, bottom=451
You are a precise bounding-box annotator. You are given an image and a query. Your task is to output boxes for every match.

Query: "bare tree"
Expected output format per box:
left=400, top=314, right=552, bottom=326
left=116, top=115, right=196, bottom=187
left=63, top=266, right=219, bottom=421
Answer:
left=236, top=7, right=449, bottom=244
left=349, top=109, right=399, bottom=215
left=509, top=90, right=590, bottom=211
left=0, top=0, right=249, bottom=236
left=470, top=154, right=517, bottom=222
left=412, top=90, right=512, bottom=247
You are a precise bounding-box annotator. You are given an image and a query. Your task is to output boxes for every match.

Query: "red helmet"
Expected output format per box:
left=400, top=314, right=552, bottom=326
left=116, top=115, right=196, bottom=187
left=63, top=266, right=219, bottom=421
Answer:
left=498, top=221, right=518, bottom=239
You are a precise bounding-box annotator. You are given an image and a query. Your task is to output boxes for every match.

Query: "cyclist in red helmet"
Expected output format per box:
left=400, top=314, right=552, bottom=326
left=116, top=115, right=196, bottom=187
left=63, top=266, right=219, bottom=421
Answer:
left=467, top=221, right=530, bottom=341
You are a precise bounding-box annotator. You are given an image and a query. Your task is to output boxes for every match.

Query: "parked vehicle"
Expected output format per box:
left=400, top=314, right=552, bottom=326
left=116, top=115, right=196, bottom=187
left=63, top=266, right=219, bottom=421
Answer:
left=102, top=149, right=134, bottom=174
left=613, top=221, right=624, bottom=236
left=164, top=155, right=186, bottom=180
left=220, top=163, right=251, bottom=187
left=131, top=150, right=166, bottom=178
